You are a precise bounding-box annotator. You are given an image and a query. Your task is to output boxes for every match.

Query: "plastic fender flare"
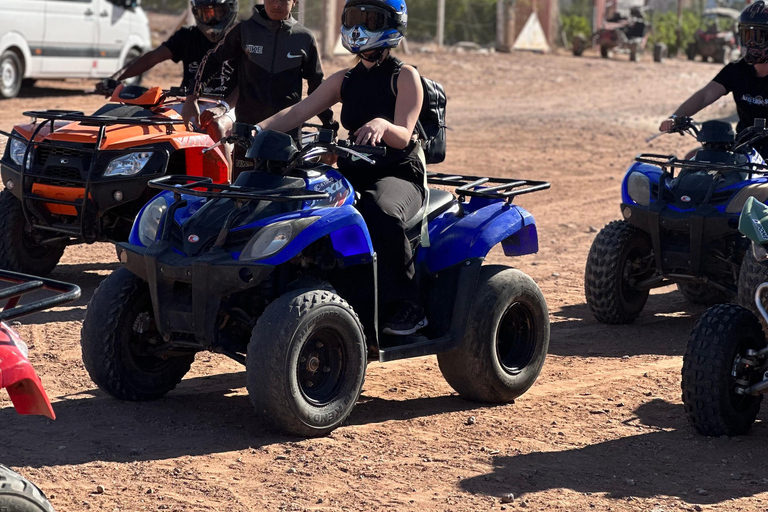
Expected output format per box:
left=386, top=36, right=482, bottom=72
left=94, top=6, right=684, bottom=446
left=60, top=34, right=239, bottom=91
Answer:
left=0, top=33, right=32, bottom=78
left=255, top=205, right=374, bottom=266
left=621, top=161, right=663, bottom=205
left=422, top=203, right=538, bottom=273
left=0, top=340, right=54, bottom=419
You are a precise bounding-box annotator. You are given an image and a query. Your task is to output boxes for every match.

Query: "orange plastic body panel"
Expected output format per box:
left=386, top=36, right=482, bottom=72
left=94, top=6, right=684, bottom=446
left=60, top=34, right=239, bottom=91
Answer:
left=31, top=184, right=86, bottom=216
left=110, top=84, right=164, bottom=107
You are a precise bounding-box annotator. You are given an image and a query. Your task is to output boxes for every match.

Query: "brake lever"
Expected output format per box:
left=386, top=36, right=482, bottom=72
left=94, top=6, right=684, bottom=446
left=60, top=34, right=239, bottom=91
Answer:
left=337, top=146, right=376, bottom=165
left=202, top=140, right=223, bottom=154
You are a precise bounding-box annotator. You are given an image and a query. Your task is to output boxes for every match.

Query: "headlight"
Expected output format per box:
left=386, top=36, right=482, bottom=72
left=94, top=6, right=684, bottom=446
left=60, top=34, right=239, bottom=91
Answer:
left=9, top=138, right=28, bottom=167
left=104, top=151, right=154, bottom=177
left=239, top=217, right=318, bottom=261
left=753, top=241, right=768, bottom=262
left=627, top=172, right=651, bottom=206
left=137, top=195, right=167, bottom=246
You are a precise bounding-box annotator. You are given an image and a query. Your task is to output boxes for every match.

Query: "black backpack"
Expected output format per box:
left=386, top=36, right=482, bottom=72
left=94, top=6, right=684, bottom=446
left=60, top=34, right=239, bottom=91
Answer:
left=342, top=60, right=447, bottom=164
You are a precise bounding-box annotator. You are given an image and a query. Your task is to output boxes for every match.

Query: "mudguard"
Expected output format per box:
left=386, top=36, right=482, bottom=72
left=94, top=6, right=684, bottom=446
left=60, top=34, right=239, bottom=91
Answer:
left=420, top=200, right=538, bottom=273
left=0, top=324, right=54, bottom=419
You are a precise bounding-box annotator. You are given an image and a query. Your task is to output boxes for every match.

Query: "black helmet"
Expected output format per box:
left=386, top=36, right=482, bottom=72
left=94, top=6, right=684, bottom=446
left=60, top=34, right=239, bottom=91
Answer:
left=191, top=0, right=238, bottom=42
left=739, top=1, right=768, bottom=64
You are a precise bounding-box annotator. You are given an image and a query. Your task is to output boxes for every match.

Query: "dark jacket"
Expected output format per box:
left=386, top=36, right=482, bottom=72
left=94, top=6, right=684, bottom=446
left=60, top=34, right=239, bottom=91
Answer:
left=194, top=6, right=332, bottom=125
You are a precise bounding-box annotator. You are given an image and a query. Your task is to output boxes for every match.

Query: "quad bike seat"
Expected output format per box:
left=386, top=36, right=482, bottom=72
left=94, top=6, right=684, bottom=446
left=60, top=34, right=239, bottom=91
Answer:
left=405, top=188, right=455, bottom=238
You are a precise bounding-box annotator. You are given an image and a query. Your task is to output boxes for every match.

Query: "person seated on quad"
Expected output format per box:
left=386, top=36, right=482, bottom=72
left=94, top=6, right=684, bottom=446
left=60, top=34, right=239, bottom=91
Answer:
left=117, top=0, right=239, bottom=143
left=183, top=0, right=336, bottom=178
left=254, top=0, right=428, bottom=336
left=659, top=1, right=768, bottom=157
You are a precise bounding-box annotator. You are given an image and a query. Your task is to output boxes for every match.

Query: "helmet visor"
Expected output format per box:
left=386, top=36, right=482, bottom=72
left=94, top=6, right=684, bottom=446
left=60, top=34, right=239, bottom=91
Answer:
left=342, top=5, right=396, bottom=31
left=741, top=25, right=768, bottom=46
left=193, top=4, right=231, bottom=24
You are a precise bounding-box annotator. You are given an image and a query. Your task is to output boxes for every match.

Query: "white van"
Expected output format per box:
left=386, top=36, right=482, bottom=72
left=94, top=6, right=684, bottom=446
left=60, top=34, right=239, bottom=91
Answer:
left=0, top=0, right=151, bottom=98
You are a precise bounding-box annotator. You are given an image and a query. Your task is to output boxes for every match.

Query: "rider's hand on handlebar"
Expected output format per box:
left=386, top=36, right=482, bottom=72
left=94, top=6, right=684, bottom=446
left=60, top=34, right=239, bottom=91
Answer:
left=354, top=118, right=388, bottom=146
left=659, top=117, right=676, bottom=133
left=181, top=97, right=201, bottom=131
left=200, top=105, right=227, bottom=129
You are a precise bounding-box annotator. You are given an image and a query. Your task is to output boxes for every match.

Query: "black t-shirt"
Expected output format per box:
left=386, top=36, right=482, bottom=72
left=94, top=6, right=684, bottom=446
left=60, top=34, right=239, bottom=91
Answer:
left=713, top=59, right=768, bottom=134
left=163, top=27, right=236, bottom=97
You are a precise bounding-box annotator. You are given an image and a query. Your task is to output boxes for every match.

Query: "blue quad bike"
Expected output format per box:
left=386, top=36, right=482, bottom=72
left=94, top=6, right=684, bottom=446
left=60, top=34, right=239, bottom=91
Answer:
left=79, top=126, right=551, bottom=436
left=682, top=196, right=768, bottom=436
left=585, top=117, right=768, bottom=324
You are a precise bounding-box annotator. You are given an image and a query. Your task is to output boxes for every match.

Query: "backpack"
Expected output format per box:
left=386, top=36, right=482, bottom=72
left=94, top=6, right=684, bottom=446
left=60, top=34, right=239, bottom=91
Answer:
left=342, top=60, right=447, bottom=164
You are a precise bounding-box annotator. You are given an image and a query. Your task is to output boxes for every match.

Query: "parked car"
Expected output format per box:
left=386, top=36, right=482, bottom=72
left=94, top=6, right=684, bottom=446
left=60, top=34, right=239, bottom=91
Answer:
left=0, top=0, right=150, bottom=99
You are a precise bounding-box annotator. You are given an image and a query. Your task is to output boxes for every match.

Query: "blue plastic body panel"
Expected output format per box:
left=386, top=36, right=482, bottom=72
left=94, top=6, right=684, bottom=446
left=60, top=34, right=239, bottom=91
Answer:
left=418, top=196, right=539, bottom=273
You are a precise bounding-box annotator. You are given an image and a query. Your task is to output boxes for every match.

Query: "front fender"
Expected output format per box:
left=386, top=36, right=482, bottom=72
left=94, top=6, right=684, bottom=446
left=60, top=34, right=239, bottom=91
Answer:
left=0, top=326, right=54, bottom=419
left=421, top=202, right=538, bottom=273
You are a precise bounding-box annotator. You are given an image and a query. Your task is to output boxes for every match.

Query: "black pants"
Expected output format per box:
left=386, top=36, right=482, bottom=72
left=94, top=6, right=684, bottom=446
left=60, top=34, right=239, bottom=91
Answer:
left=356, top=174, right=424, bottom=310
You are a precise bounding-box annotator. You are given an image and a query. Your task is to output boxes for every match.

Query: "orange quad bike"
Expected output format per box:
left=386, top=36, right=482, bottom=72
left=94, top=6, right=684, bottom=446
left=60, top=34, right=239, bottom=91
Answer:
left=0, top=269, right=79, bottom=511
left=0, top=82, right=230, bottom=275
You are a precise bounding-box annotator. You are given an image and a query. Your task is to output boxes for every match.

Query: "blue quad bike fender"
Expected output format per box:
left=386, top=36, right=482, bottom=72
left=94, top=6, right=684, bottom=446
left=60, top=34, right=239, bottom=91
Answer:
left=419, top=197, right=539, bottom=274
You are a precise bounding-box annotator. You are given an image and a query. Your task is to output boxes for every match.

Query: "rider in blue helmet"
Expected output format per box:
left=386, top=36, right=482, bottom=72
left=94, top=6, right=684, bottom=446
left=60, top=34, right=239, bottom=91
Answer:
left=256, top=0, right=430, bottom=336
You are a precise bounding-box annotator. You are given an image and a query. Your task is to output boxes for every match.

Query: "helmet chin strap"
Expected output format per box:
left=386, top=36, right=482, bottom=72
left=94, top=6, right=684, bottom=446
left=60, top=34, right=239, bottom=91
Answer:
left=360, top=48, right=388, bottom=64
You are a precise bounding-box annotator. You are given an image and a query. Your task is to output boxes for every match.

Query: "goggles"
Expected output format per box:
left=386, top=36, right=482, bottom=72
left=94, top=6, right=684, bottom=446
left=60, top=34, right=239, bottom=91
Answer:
left=193, top=4, right=231, bottom=24
left=342, top=5, right=398, bottom=32
left=741, top=25, right=768, bottom=46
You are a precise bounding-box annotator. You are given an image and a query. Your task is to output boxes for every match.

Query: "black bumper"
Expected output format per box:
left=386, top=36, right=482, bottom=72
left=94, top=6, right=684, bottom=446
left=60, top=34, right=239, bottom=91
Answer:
left=622, top=202, right=739, bottom=276
left=117, top=241, right=273, bottom=345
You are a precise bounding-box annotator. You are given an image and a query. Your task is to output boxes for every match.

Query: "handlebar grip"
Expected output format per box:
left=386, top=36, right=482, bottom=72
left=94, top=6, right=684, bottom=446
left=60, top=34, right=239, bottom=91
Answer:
left=337, top=140, right=387, bottom=156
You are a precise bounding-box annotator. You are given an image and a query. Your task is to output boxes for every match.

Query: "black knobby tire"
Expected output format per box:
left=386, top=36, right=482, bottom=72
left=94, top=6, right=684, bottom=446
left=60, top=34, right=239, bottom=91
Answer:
left=0, top=50, right=22, bottom=99
left=437, top=266, right=549, bottom=403
left=584, top=220, right=653, bottom=324
left=653, top=43, right=666, bottom=63
left=737, top=249, right=768, bottom=323
left=572, top=34, right=586, bottom=56
left=80, top=267, right=194, bottom=401
left=0, top=464, right=55, bottom=512
left=246, top=289, right=367, bottom=437
left=600, top=45, right=610, bottom=58
left=677, top=282, right=734, bottom=306
left=687, top=44, right=697, bottom=61
left=629, top=43, right=639, bottom=62
left=0, top=190, right=65, bottom=276
left=682, top=304, right=766, bottom=436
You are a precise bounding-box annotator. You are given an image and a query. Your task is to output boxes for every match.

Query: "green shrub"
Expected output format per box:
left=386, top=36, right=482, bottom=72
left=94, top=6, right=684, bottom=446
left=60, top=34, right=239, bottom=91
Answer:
left=647, top=9, right=704, bottom=55
left=562, top=13, right=591, bottom=42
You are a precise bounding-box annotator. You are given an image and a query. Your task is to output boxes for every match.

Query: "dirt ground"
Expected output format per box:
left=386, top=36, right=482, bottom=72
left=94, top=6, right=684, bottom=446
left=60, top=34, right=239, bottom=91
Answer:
left=2, top=20, right=768, bottom=512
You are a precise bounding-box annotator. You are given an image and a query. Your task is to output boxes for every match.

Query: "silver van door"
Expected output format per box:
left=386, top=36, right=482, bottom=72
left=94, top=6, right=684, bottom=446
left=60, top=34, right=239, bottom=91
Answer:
left=41, top=0, right=96, bottom=75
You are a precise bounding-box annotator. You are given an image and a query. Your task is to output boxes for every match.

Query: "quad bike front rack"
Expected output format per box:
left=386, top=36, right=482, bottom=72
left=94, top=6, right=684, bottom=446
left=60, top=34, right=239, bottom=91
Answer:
left=0, top=110, right=179, bottom=243
left=636, top=153, right=768, bottom=180
left=426, top=172, right=551, bottom=203
left=0, top=269, right=80, bottom=321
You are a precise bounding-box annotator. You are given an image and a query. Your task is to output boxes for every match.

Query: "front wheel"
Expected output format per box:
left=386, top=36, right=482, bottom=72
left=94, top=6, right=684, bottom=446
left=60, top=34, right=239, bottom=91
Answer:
left=80, top=267, right=194, bottom=401
left=0, top=190, right=64, bottom=275
left=687, top=44, right=697, bottom=61
left=737, top=249, right=768, bottom=322
left=246, top=289, right=367, bottom=437
left=653, top=42, right=666, bottom=63
left=437, top=266, right=549, bottom=403
left=682, top=304, right=766, bottom=436
left=0, top=465, right=55, bottom=512
left=585, top=220, right=654, bottom=324
left=0, top=50, right=22, bottom=99
left=572, top=34, right=586, bottom=56
left=600, top=45, right=611, bottom=58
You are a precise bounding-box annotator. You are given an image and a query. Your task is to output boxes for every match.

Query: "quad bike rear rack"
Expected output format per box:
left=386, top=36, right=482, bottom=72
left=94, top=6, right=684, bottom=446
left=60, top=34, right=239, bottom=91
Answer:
left=1, top=110, right=178, bottom=243
left=0, top=269, right=80, bottom=322
left=426, top=172, right=551, bottom=203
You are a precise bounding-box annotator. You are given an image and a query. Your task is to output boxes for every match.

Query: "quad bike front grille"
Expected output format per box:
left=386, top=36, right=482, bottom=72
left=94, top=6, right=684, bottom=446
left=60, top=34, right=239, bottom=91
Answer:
left=37, top=145, right=82, bottom=164
left=44, top=166, right=82, bottom=184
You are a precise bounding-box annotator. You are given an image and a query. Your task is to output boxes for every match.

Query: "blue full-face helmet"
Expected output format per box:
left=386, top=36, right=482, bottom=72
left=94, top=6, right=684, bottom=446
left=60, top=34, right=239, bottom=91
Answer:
left=341, top=0, right=408, bottom=55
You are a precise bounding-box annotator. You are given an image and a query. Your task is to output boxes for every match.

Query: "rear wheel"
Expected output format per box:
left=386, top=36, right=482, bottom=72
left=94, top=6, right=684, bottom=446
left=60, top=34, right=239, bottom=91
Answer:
left=585, top=220, right=654, bottom=324
left=687, top=43, right=697, bottom=61
left=246, top=289, right=367, bottom=437
left=677, top=281, right=734, bottom=305
left=0, top=465, right=55, bottom=512
left=715, top=46, right=730, bottom=64
left=437, top=266, right=549, bottom=402
left=629, top=42, right=639, bottom=62
left=600, top=45, right=611, bottom=58
left=0, top=190, right=65, bottom=276
left=572, top=34, right=586, bottom=56
left=81, top=267, right=194, bottom=401
left=653, top=42, right=666, bottom=63
left=682, top=304, right=766, bottom=436
left=0, top=50, right=22, bottom=99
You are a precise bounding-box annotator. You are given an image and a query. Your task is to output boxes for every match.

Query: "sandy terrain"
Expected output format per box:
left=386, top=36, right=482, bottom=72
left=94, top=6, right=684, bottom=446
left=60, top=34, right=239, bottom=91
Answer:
left=1, top=21, right=765, bottom=512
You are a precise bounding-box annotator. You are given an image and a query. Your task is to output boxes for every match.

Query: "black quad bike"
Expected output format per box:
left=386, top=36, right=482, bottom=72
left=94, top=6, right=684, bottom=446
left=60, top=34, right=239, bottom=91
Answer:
left=80, top=127, right=551, bottom=437
left=682, top=196, right=768, bottom=436
left=585, top=117, right=768, bottom=324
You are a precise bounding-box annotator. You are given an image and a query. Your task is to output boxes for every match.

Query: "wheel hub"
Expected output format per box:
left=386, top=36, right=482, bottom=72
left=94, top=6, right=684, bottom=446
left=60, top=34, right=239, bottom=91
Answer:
left=1, top=60, right=16, bottom=91
left=496, top=302, right=536, bottom=375
left=297, top=331, right=346, bottom=406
